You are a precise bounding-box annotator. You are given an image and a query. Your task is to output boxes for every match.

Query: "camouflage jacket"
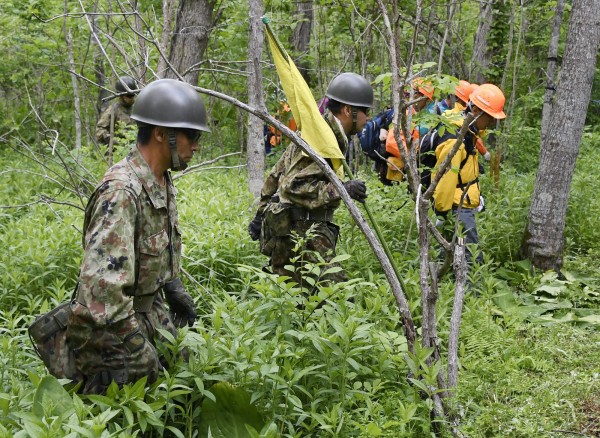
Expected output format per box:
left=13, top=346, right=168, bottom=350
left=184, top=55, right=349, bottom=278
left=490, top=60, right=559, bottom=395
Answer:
left=257, top=109, right=349, bottom=214
left=73, top=146, right=181, bottom=330
left=95, top=102, right=134, bottom=145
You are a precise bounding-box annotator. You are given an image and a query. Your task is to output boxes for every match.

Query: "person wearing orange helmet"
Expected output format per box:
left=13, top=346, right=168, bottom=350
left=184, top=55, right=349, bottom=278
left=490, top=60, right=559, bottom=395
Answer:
left=432, top=83, right=506, bottom=265
left=384, top=78, right=435, bottom=182
left=442, top=81, right=491, bottom=162
left=453, top=80, right=478, bottom=112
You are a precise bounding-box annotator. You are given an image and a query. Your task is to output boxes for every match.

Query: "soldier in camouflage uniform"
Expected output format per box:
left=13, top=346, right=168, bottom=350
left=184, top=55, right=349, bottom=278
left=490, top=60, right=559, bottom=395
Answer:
left=67, top=79, right=210, bottom=394
left=95, top=76, right=137, bottom=145
left=248, top=73, right=374, bottom=289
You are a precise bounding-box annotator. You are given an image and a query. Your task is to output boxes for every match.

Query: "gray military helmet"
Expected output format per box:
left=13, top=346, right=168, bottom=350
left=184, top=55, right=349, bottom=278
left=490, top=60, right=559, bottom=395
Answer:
left=115, top=76, right=137, bottom=95
left=326, top=73, right=374, bottom=108
left=131, top=78, right=211, bottom=132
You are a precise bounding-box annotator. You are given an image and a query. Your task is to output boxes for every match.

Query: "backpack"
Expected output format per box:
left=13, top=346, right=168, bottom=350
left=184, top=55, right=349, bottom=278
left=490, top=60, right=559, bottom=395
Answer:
left=419, top=123, right=476, bottom=189
left=358, top=108, right=394, bottom=162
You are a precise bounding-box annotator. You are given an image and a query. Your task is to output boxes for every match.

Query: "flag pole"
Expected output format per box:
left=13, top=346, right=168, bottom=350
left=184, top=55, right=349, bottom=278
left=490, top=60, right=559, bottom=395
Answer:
left=342, top=161, right=409, bottom=293
left=262, top=16, right=287, bottom=63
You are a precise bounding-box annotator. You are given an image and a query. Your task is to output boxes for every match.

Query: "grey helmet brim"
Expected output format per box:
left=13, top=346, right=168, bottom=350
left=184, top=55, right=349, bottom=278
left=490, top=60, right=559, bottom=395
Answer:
left=325, top=72, right=374, bottom=108
left=131, top=79, right=211, bottom=132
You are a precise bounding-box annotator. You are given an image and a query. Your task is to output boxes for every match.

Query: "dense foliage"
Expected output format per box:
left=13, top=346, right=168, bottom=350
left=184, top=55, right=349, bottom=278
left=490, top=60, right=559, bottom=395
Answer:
left=1, top=128, right=600, bottom=436
left=0, top=0, right=599, bottom=436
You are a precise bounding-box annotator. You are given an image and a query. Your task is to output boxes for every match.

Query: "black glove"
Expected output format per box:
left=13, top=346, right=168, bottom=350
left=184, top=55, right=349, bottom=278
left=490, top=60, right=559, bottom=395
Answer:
left=343, top=180, right=368, bottom=203
left=248, top=213, right=263, bottom=241
left=163, top=278, right=197, bottom=328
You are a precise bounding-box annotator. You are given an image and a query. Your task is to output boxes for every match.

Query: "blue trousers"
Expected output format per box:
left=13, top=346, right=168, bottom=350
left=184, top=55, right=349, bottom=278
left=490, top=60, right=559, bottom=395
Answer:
left=453, top=207, right=483, bottom=265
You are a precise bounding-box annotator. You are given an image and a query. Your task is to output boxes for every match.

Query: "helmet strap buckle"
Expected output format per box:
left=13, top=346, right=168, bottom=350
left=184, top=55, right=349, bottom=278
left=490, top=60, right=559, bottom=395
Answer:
left=351, top=107, right=358, bottom=135
left=168, top=128, right=187, bottom=172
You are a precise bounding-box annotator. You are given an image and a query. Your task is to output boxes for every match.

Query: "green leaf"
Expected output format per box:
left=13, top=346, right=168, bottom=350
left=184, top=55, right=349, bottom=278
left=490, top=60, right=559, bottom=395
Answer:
left=166, top=425, right=186, bottom=438
left=408, top=378, right=430, bottom=394
left=329, top=253, right=351, bottom=264
left=534, top=284, right=565, bottom=297
left=0, top=393, right=9, bottom=416
left=373, top=72, right=391, bottom=85
left=576, top=314, right=600, bottom=325
left=32, top=375, right=74, bottom=418
left=198, top=382, right=265, bottom=438
left=365, top=423, right=383, bottom=436
left=122, top=405, right=134, bottom=426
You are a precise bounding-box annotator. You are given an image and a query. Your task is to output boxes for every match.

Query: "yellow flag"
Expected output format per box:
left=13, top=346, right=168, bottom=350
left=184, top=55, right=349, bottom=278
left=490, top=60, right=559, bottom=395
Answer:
left=264, top=22, right=344, bottom=176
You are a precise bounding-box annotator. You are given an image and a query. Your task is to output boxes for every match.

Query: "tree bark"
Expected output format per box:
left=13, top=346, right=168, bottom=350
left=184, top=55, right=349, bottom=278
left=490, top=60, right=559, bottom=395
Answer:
left=447, top=237, right=467, bottom=390
left=157, top=0, right=178, bottom=78
left=90, top=6, right=109, bottom=115
left=541, top=0, right=566, bottom=141
left=521, top=0, right=600, bottom=271
left=165, top=0, right=216, bottom=85
left=437, top=0, right=455, bottom=75
left=247, top=0, right=266, bottom=198
left=64, top=3, right=82, bottom=150
left=470, top=0, right=493, bottom=83
left=132, top=0, right=148, bottom=82
left=291, top=0, right=313, bottom=86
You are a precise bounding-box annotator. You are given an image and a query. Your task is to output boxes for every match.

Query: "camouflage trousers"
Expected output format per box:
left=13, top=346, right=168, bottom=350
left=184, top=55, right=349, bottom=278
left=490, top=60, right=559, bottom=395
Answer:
left=66, top=292, right=178, bottom=394
left=268, top=220, right=347, bottom=290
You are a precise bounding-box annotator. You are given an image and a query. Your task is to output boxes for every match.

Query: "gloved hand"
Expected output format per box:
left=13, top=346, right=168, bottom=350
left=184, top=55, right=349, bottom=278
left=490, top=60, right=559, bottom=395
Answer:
left=483, top=151, right=491, bottom=161
left=343, top=180, right=368, bottom=203
left=248, top=213, right=262, bottom=241
left=435, top=218, right=445, bottom=228
left=379, top=128, right=388, bottom=142
left=476, top=195, right=485, bottom=213
left=163, top=278, right=197, bottom=328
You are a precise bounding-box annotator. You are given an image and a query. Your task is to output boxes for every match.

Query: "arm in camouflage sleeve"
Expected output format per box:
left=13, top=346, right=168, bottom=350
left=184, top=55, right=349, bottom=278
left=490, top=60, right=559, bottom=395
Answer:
left=256, top=145, right=294, bottom=215
left=278, top=145, right=341, bottom=211
left=95, top=106, right=112, bottom=145
left=77, top=187, right=139, bottom=330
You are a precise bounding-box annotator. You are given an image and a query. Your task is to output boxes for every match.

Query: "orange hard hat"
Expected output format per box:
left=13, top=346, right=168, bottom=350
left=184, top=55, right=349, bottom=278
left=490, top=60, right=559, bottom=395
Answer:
left=412, top=78, right=434, bottom=101
left=455, top=80, right=475, bottom=104
left=470, top=83, right=506, bottom=119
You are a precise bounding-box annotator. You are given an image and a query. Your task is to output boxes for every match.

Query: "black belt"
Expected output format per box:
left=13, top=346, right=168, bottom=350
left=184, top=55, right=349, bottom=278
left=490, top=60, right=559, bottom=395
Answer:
left=457, top=177, right=479, bottom=189
left=289, top=207, right=334, bottom=222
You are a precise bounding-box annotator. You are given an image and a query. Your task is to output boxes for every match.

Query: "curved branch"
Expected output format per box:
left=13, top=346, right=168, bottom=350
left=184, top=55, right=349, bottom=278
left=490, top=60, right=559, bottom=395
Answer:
left=193, top=85, right=416, bottom=347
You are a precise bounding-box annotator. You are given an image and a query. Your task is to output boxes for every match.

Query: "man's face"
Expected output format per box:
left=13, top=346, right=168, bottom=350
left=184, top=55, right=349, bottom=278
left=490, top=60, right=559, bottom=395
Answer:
left=175, top=129, right=201, bottom=165
left=473, top=106, right=495, bottom=130
left=354, top=107, right=369, bottom=133
left=413, top=92, right=428, bottom=112
left=339, top=105, right=369, bottom=135
left=120, top=95, right=135, bottom=108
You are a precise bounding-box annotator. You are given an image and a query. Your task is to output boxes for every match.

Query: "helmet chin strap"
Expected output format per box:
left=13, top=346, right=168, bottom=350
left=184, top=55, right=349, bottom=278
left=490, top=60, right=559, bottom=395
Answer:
left=350, top=107, right=358, bottom=135
left=168, top=129, right=187, bottom=172
left=468, top=112, right=483, bottom=133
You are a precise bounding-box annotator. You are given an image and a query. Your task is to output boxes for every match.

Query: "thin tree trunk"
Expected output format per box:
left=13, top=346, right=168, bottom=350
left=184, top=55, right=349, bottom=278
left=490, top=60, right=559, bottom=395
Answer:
left=437, top=0, right=456, bottom=75
left=64, top=3, right=82, bottom=150
left=447, top=237, right=467, bottom=390
left=165, top=0, right=215, bottom=85
left=470, top=0, right=493, bottom=83
left=291, top=0, right=313, bottom=86
left=90, top=3, right=109, bottom=115
left=132, top=0, right=147, bottom=82
left=157, top=0, right=178, bottom=78
left=492, top=0, right=518, bottom=184
left=247, top=0, right=266, bottom=198
left=422, top=2, right=437, bottom=64
left=521, top=0, right=600, bottom=271
left=541, top=0, right=567, bottom=141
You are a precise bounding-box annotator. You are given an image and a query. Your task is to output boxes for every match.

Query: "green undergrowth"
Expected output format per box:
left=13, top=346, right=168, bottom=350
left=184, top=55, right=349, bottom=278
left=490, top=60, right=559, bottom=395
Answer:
left=0, top=136, right=599, bottom=436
